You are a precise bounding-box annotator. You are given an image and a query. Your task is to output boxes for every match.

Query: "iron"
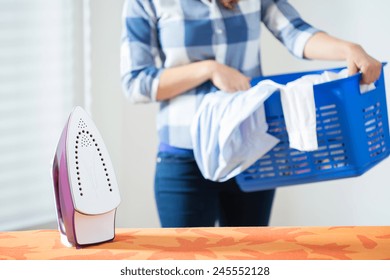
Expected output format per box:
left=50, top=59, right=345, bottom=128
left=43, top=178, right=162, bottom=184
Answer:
left=52, top=106, right=121, bottom=247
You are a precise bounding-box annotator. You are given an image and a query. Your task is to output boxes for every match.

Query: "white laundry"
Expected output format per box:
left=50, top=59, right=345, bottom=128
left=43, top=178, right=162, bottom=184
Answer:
left=191, top=81, right=280, bottom=182
left=299, top=69, right=376, bottom=93
left=282, top=69, right=375, bottom=150
left=190, top=68, right=375, bottom=182
left=280, top=79, right=318, bottom=151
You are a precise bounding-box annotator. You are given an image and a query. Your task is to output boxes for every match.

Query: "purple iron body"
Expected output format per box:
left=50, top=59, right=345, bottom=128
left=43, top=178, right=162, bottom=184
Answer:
left=52, top=106, right=121, bottom=247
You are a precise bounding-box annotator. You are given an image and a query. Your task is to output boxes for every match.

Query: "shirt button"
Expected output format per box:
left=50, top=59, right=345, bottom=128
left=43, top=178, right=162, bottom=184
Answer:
left=215, top=28, right=223, bottom=34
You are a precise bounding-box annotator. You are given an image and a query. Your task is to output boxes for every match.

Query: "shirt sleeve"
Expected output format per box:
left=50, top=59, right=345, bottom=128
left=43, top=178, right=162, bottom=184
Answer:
left=120, top=0, right=163, bottom=103
left=261, top=0, right=322, bottom=58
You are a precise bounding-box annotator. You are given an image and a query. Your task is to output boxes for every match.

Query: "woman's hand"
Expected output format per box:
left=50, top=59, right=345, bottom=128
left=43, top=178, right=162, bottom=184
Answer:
left=156, top=60, right=250, bottom=101
left=209, top=61, right=251, bottom=92
left=304, top=32, right=382, bottom=84
left=346, top=44, right=382, bottom=84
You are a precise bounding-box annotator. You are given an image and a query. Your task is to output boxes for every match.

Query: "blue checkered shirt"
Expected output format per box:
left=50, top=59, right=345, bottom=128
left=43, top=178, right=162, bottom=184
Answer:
left=121, top=0, right=320, bottom=149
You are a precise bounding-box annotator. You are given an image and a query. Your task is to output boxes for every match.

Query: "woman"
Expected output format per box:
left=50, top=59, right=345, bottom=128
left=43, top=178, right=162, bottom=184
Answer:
left=120, top=0, right=381, bottom=227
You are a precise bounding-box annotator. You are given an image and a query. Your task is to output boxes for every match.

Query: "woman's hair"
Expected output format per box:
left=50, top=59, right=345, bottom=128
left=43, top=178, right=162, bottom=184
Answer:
left=220, top=0, right=239, bottom=9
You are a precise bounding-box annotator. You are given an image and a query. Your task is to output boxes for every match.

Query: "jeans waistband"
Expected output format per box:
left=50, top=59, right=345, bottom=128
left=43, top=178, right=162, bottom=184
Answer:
left=158, top=142, right=194, bottom=156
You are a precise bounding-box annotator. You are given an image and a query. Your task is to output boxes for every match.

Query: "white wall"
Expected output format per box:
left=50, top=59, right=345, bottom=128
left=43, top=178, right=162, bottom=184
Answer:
left=89, top=0, right=390, bottom=228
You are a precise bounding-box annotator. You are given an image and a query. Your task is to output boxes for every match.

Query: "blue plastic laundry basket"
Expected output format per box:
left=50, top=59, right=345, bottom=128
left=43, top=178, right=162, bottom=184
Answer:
left=236, top=64, right=389, bottom=192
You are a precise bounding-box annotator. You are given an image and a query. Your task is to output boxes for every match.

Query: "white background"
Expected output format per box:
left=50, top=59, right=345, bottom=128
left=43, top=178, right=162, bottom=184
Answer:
left=1, top=260, right=390, bottom=280
left=86, top=0, right=390, bottom=228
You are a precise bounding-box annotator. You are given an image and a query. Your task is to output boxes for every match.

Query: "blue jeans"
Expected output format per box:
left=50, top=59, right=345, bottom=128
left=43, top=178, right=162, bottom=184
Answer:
left=154, top=151, right=275, bottom=227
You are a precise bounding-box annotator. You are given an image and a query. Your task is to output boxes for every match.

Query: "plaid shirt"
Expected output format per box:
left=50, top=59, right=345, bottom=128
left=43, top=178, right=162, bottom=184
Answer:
left=120, top=0, right=320, bottom=149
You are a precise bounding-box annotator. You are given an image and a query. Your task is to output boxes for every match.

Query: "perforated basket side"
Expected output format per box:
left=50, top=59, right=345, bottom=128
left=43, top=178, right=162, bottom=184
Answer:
left=237, top=90, right=355, bottom=191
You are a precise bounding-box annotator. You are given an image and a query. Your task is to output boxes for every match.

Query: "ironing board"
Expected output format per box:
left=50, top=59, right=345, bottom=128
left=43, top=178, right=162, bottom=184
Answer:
left=1, top=226, right=389, bottom=260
